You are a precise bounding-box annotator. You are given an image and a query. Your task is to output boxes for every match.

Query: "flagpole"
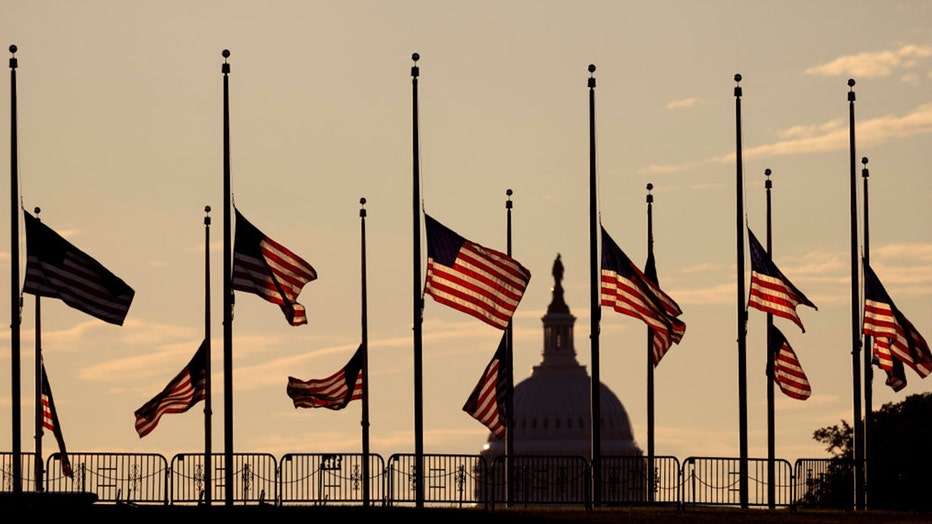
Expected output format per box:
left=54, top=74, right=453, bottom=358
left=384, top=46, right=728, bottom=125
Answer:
left=847, top=78, right=865, bottom=511
left=504, top=188, right=514, bottom=507
left=203, top=205, right=213, bottom=506
left=733, top=73, right=749, bottom=509
left=860, top=155, right=872, bottom=507
left=764, top=169, right=775, bottom=510
left=33, top=208, right=42, bottom=492
left=410, top=52, right=425, bottom=508
left=221, top=49, right=234, bottom=507
left=359, top=197, right=371, bottom=507
left=645, top=183, right=655, bottom=503
left=587, top=63, right=602, bottom=507
left=9, top=44, right=23, bottom=495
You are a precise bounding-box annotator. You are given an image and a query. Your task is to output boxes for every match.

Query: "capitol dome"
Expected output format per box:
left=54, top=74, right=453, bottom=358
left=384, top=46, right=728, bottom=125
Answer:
left=480, top=254, right=641, bottom=459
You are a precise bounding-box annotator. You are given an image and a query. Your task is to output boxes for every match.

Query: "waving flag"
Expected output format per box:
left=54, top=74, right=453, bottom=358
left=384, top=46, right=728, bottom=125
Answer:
left=41, top=363, right=73, bottom=478
left=22, top=210, right=134, bottom=326
left=769, top=325, right=811, bottom=400
left=747, top=228, right=817, bottom=333
left=462, top=334, right=510, bottom=438
left=232, top=208, right=318, bottom=326
left=872, top=337, right=908, bottom=392
left=287, top=345, right=364, bottom=410
left=601, top=226, right=685, bottom=361
left=424, top=214, right=531, bottom=330
left=863, top=261, right=931, bottom=380
left=134, top=340, right=208, bottom=438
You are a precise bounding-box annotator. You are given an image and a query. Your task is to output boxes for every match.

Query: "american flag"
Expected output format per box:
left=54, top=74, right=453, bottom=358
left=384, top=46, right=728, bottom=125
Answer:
left=287, top=345, right=364, bottom=410
left=643, top=250, right=686, bottom=366
left=769, top=325, right=811, bottom=400
left=863, top=261, right=931, bottom=380
left=22, top=210, right=134, bottom=326
left=600, top=226, right=685, bottom=362
left=462, top=335, right=510, bottom=439
left=747, top=228, right=817, bottom=333
left=134, top=340, right=208, bottom=438
left=424, top=214, right=531, bottom=330
left=41, top=362, right=73, bottom=478
left=872, top=337, right=908, bottom=392
left=232, top=208, right=318, bottom=326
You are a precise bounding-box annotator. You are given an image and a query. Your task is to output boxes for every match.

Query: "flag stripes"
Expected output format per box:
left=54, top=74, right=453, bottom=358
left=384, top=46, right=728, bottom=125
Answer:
left=232, top=208, right=317, bottom=326
left=134, top=340, right=208, bottom=438
left=463, top=335, right=509, bottom=439
left=22, top=211, right=134, bottom=326
left=872, top=338, right=908, bottom=392
left=41, top=363, right=73, bottom=477
left=863, top=261, right=932, bottom=380
left=747, top=228, right=817, bottom=333
left=643, top=251, right=686, bottom=366
left=600, top=226, right=685, bottom=364
left=287, top=345, right=364, bottom=410
left=424, top=214, right=531, bottom=330
left=769, top=325, right=811, bottom=400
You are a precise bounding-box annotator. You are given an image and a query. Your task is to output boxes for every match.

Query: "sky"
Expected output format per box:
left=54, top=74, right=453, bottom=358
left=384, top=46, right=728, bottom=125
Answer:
left=0, top=1, right=930, bottom=466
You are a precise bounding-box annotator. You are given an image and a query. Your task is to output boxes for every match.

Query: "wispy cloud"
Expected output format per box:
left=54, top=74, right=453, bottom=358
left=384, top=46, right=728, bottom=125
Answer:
left=805, top=45, right=932, bottom=78
left=667, top=97, right=703, bottom=110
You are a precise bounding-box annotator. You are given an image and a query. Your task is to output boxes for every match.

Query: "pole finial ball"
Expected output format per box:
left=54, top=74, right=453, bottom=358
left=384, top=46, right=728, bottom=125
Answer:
left=588, top=64, right=596, bottom=73
left=222, top=49, right=230, bottom=58
left=848, top=78, right=855, bottom=87
left=360, top=197, right=366, bottom=205
left=734, top=73, right=742, bottom=82
left=646, top=183, right=653, bottom=191
left=861, top=157, right=868, bottom=165
left=34, top=207, right=40, bottom=214
left=412, top=52, right=419, bottom=62
left=9, top=45, right=16, bottom=53
left=765, top=168, right=771, bottom=176
left=506, top=189, right=513, bottom=197
left=205, top=205, right=211, bottom=213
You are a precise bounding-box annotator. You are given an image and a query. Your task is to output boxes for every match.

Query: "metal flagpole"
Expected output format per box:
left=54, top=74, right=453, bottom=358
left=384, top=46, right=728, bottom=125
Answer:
left=734, top=73, right=749, bottom=509
left=505, top=188, right=515, bottom=507
left=860, top=156, right=872, bottom=508
left=221, top=49, right=234, bottom=507
left=847, top=78, right=865, bottom=510
left=410, top=52, right=425, bottom=508
left=203, top=205, right=213, bottom=506
left=645, top=183, right=655, bottom=503
left=360, top=197, right=371, bottom=507
left=587, top=63, right=602, bottom=507
left=9, top=44, right=23, bottom=494
left=764, top=169, right=775, bottom=509
left=33, top=208, right=42, bottom=492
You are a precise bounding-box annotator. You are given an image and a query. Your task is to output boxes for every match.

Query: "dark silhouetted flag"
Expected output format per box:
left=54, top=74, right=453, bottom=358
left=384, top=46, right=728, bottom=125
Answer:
left=863, top=260, right=931, bottom=380
left=424, top=214, right=531, bottom=330
left=41, top=362, right=73, bottom=478
left=134, top=340, right=208, bottom=438
left=601, top=226, right=685, bottom=362
left=642, top=250, right=686, bottom=366
left=872, top=337, right=908, bottom=392
left=22, top=210, right=134, bottom=326
left=747, top=228, right=817, bottom=333
left=769, top=325, right=811, bottom=400
left=462, top=334, right=510, bottom=439
left=287, top=345, right=364, bottom=410
left=232, top=208, right=317, bottom=326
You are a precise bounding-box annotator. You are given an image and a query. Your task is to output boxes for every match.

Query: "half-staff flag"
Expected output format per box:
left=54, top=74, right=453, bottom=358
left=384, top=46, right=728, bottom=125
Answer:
left=642, top=249, right=686, bottom=366
left=424, top=214, right=531, bottom=330
left=22, top=210, right=134, bottom=326
left=462, top=334, right=510, bottom=438
left=41, top=363, right=73, bottom=478
left=769, top=325, right=811, bottom=400
left=747, top=227, right=817, bottom=333
left=232, top=208, right=318, bottom=326
left=134, top=340, right=208, bottom=438
left=600, top=226, right=685, bottom=361
left=287, top=345, right=364, bottom=410
left=863, top=260, right=931, bottom=380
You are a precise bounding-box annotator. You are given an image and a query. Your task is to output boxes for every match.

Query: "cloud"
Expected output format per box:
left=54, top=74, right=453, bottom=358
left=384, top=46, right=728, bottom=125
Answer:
left=667, top=97, right=702, bottom=110
left=805, top=45, right=932, bottom=78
